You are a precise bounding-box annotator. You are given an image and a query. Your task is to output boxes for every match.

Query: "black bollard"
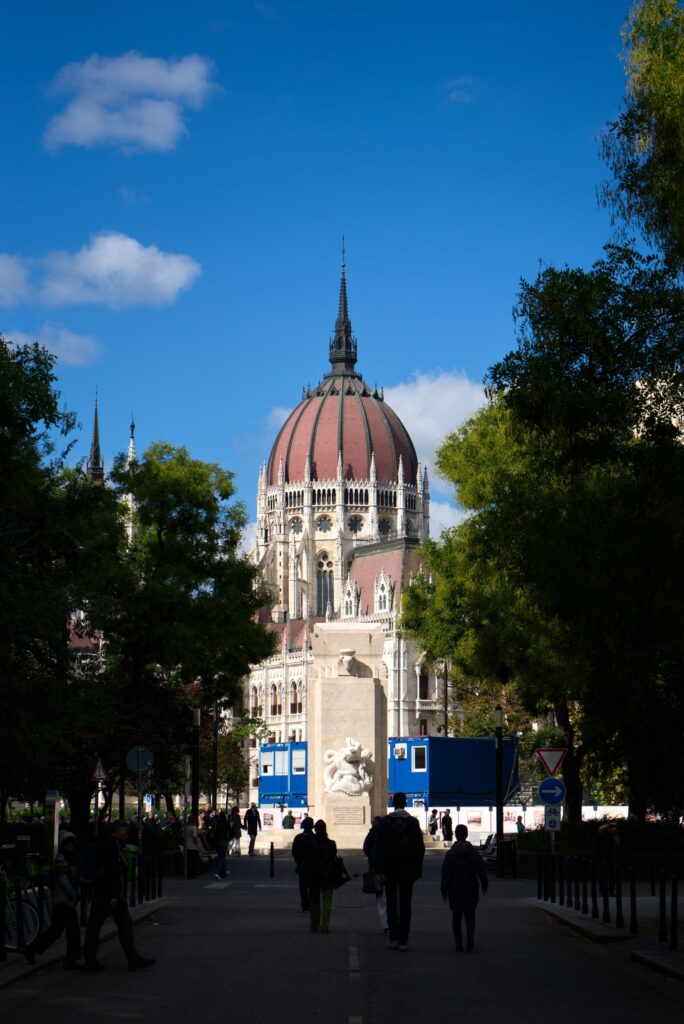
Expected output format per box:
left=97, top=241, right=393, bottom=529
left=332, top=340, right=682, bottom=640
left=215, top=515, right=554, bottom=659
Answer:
left=558, top=855, right=565, bottom=906
left=537, top=853, right=543, bottom=901
left=602, top=882, right=611, bottom=923
left=14, top=876, right=25, bottom=951
left=615, top=866, right=624, bottom=928
left=574, top=857, right=581, bottom=911
left=629, top=867, right=638, bottom=935
left=129, top=857, right=137, bottom=908
left=37, top=874, right=45, bottom=935
left=549, top=853, right=556, bottom=904
left=157, top=840, right=163, bottom=898
left=581, top=859, right=589, bottom=915
left=590, top=861, right=599, bottom=919
left=658, top=870, right=667, bottom=943
left=543, top=853, right=549, bottom=902
left=669, top=877, right=678, bottom=952
left=650, top=859, right=656, bottom=897
left=0, top=875, right=6, bottom=961
left=269, top=842, right=275, bottom=878
left=566, top=856, right=573, bottom=908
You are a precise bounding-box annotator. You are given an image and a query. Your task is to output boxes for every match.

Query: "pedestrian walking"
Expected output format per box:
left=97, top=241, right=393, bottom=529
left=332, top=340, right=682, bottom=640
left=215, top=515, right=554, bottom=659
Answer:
left=244, top=802, right=262, bottom=856
left=185, top=815, right=200, bottom=878
left=309, top=820, right=337, bottom=934
left=82, top=820, right=156, bottom=972
left=24, top=831, right=81, bottom=969
left=374, top=793, right=425, bottom=952
left=441, top=809, right=453, bottom=842
left=213, top=811, right=229, bottom=880
left=282, top=809, right=295, bottom=829
left=440, top=823, right=488, bottom=953
left=363, top=816, right=387, bottom=932
left=229, top=807, right=243, bottom=856
left=428, top=809, right=439, bottom=838
left=292, top=815, right=316, bottom=911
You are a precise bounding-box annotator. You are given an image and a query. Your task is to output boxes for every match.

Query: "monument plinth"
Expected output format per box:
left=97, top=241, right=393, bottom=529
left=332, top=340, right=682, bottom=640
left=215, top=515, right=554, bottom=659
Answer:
left=308, top=626, right=388, bottom=846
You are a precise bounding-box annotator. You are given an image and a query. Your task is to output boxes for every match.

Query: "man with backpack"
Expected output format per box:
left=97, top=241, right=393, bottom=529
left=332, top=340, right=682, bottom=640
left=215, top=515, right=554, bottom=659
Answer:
left=374, top=793, right=425, bottom=952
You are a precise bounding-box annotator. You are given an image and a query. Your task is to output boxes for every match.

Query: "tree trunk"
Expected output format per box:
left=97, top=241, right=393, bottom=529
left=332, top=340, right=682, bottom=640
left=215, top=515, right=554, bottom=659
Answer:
left=554, top=700, right=584, bottom=825
left=0, top=790, right=7, bottom=827
left=67, top=781, right=96, bottom=841
left=164, top=792, right=175, bottom=816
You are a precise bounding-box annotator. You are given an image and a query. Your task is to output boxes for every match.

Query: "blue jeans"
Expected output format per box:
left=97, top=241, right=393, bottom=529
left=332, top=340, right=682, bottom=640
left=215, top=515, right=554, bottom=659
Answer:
left=215, top=839, right=228, bottom=878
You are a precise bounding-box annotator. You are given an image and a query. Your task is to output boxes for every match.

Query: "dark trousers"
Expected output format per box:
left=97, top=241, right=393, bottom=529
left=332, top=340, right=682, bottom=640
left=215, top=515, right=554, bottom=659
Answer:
left=298, top=875, right=310, bottom=910
left=384, top=878, right=414, bottom=945
left=451, top=908, right=476, bottom=944
left=248, top=832, right=257, bottom=855
left=186, top=850, right=199, bottom=878
left=84, top=898, right=138, bottom=965
left=31, top=903, right=81, bottom=962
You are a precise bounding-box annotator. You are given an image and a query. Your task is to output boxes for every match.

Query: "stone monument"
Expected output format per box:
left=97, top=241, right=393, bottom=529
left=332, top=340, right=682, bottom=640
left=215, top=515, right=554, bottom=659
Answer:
left=307, top=623, right=388, bottom=846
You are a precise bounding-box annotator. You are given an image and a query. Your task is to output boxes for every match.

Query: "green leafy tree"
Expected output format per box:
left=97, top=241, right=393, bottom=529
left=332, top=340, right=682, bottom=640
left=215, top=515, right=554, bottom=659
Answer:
left=601, top=0, right=684, bottom=270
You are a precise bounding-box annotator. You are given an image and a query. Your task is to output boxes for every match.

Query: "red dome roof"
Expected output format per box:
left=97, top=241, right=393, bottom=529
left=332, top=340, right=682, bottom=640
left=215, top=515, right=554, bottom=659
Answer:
left=267, top=373, right=418, bottom=485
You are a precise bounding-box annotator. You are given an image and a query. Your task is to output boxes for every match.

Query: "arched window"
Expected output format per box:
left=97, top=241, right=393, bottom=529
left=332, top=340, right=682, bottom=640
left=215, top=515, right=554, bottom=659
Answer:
left=270, top=684, right=278, bottom=717
left=364, top=489, right=368, bottom=504
left=290, top=681, right=298, bottom=714
left=378, top=584, right=387, bottom=611
left=419, top=669, right=429, bottom=700
left=317, top=554, right=334, bottom=615
left=250, top=686, right=258, bottom=713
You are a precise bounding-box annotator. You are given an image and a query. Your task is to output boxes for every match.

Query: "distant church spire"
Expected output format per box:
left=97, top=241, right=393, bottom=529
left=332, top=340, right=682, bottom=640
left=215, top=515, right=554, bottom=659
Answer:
left=328, top=237, right=357, bottom=375
left=126, top=415, right=136, bottom=468
left=86, top=392, right=105, bottom=484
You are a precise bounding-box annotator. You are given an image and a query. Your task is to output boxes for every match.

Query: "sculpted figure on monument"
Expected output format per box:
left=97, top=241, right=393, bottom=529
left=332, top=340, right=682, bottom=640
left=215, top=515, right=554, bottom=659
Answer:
left=323, top=737, right=373, bottom=796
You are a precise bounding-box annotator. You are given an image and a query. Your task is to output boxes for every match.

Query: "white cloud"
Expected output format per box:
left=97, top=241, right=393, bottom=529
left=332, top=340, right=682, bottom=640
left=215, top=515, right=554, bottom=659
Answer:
left=429, top=499, right=468, bottom=538
left=44, top=51, right=217, bottom=153
left=0, top=255, right=30, bottom=306
left=384, top=370, right=484, bottom=496
left=444, top=76, right=480, bottom=105
left=0, top=232, right=201, bottom=309
left=239, top=520, right=257, bottom=557
left=8, top=323, right=100, bottom=365
left=267, top=406, right=293, bottom=429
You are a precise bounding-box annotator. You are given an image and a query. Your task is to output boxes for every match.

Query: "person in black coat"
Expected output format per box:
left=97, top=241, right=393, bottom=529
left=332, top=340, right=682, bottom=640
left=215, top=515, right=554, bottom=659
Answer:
left=309, top=819, right=337, bottom=934
left=440, top=823, right=488, bottom=953
left=374, top=793, right=425, bottom=951
left=292, top=816, right=316, bottom=911
left=82, top=820, right=156, bottom=972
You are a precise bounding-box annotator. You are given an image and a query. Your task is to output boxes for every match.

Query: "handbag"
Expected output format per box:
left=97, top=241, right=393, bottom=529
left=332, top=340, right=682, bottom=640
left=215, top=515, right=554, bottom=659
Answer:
left=332, top=855, right=351, bottom=889
left=362, top=869, right=377, bottom=895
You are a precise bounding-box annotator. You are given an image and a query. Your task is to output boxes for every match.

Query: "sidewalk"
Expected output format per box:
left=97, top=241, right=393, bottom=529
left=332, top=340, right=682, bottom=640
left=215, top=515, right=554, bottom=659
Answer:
left=0, top=897, right=167, bottom=990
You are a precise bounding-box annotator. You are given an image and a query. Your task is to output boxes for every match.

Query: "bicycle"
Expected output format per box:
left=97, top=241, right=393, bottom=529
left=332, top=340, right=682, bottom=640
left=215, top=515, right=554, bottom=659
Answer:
left=2, top=863, right=41, bottom=951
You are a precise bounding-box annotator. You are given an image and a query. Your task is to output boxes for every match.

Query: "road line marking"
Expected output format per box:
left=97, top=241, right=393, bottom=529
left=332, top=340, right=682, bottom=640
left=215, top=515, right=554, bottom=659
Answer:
left=204, top=881, right=232, bottom=889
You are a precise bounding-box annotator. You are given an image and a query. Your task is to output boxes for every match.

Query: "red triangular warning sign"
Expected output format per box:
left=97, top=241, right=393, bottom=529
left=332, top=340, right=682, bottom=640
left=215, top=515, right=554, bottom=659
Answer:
left=536, top=748, right=567, bottom=776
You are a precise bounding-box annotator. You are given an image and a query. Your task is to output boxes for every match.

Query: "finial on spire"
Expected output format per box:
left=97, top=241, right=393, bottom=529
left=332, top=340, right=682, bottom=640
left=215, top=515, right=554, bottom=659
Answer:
left=127, top=414, right=137, bottom=468
left=86, top=391, right=104, bottom=484
left=328, top=241, right=357, bottom=375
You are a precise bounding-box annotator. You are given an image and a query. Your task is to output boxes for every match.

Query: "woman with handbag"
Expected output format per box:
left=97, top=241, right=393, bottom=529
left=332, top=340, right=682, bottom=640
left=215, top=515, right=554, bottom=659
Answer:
left=309, top=819, right=337, bottom=935
left=363, top=816, right=387, bottom=932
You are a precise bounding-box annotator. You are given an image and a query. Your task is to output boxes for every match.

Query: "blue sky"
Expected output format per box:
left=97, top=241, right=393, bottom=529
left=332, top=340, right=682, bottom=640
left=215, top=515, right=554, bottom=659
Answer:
left=1, top=1, right=632, bottom=533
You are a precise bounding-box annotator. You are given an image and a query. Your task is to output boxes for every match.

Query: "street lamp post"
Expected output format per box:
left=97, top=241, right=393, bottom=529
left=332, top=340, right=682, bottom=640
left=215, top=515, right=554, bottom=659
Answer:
left=191, top=707, right=201, bottom=820
left=443, top=659, right=449, bottom=737
left=211, top=703, right=218, bottom=810
left=495, top=704, right=504, bottom=878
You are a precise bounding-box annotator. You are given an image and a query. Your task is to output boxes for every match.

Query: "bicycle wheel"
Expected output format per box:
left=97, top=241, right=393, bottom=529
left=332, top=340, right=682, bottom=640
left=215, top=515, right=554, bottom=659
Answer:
left=5, top=901, right=40, bottom=950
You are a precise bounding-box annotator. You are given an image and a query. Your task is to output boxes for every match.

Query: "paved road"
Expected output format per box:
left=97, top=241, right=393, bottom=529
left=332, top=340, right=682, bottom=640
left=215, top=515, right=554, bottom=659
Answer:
left=2, top=854, right=682, bottom=1023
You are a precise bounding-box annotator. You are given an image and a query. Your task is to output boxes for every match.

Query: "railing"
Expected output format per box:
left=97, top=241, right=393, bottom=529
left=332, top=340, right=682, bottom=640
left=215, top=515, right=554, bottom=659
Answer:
left=536, top=852, right=679, bottom=951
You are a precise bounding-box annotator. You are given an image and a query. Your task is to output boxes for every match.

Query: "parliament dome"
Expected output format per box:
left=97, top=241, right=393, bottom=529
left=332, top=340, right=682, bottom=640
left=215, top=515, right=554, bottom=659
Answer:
left=266, top=261, right=418, bottom=487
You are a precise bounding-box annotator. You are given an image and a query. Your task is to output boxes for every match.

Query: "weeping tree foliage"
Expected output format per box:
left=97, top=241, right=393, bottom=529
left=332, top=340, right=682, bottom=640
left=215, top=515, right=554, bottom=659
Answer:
left=601, top=0, right=684, bottom=271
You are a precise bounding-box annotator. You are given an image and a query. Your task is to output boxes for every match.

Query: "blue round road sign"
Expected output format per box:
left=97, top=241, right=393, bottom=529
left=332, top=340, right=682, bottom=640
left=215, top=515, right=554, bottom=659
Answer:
left=539, top=777, right=566, bottom=804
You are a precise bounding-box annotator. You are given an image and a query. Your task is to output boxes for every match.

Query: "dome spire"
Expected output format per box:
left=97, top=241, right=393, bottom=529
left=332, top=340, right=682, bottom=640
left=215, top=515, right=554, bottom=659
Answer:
left=86, top=390, right=104, bottom=484
left=328, top=237, right=357, bottom=375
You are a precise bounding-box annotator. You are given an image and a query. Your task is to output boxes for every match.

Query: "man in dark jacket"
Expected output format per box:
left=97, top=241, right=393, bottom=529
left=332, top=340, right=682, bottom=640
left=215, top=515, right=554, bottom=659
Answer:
left=374, top=793, right=425, bottom=951
left=440, top=823, right=488, bottom=952
left=244, top=802, right=262, bottom=856
left=82, top=820, right=155, bottom=972
left=292, top=816, right=316, bottom=911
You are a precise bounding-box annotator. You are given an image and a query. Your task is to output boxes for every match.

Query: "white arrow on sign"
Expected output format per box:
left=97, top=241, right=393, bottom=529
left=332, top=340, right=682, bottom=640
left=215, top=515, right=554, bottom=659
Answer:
left=543, top=783, right=564, bottom=799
